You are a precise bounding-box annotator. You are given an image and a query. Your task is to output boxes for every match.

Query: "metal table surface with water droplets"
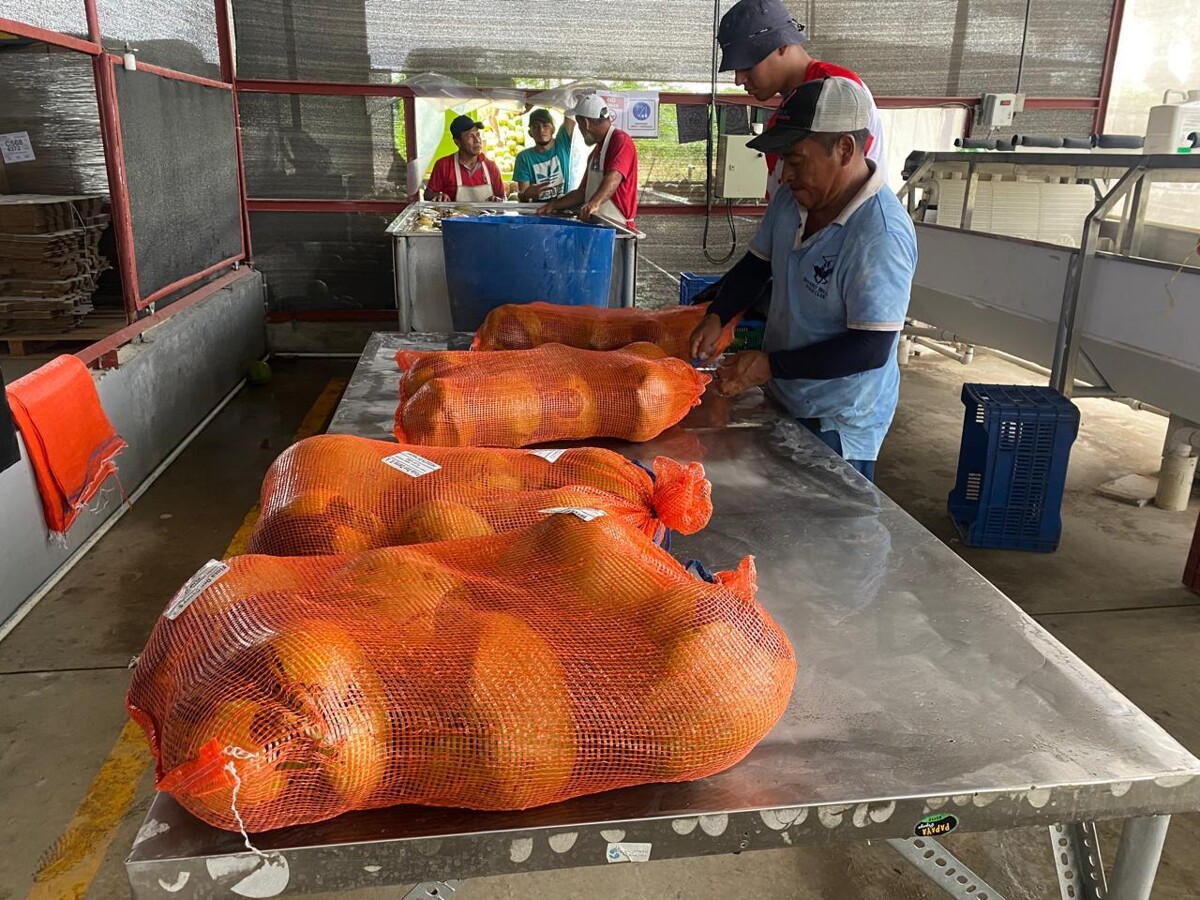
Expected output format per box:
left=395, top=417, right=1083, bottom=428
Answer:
left=126, top=332, right=1200, bottom=899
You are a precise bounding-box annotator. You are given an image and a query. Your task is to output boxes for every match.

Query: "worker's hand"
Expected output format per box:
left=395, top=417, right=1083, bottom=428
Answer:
left=488, top=194, right=505, bottom=202
left=715, top=351, right=771, bottom=398
left=689, top=313, right=726, bottom=364
left=578, top=199, right=600, bottom=222
left=536, top=201, right=559, bottom=217
left=429, top=191, right=450, bottom=202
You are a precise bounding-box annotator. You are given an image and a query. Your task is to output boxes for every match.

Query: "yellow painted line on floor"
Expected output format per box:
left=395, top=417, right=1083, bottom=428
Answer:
left=27, top=375, right=347, bottom=900
left=293, top=376, right=348, bottom=442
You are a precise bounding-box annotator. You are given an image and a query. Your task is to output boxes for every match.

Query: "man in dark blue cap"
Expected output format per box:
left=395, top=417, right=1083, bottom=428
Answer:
left=689, top=79, right=916, bottom=482
left=717, top=0, right=886, bottom=195
left=425, top=114, right=505, bottom=203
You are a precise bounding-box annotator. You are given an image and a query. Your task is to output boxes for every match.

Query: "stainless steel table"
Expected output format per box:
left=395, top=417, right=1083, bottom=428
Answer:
left=127, top=333, right=1200, bottom=900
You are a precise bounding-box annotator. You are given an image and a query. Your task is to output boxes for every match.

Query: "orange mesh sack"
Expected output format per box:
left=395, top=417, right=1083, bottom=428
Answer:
left=247, top=433, right=713, bottom=554
left=471, top=301, right=739, bottom=360
left=394, top=343, right=710, bottom=447
left=127, top=512, right=795, bottom=832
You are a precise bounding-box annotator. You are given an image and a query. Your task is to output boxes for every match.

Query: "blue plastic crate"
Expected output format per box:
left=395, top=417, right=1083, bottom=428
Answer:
left=948, top=384, right=1080, bottom=552
left=679, top=272, right=721, bottom=306
left=678, top=271, right=766, bottom=350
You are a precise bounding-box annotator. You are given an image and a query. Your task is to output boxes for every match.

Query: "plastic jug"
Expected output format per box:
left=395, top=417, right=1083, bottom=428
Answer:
left=1144, top=89, right=1200, bottom=153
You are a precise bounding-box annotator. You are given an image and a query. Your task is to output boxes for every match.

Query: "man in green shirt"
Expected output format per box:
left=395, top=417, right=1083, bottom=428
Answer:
left=513, top=108, right=575, bottom=202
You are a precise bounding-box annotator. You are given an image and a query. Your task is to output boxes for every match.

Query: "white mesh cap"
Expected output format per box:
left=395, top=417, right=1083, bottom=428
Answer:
left=564, top=93, right=612, bottom=120
left=809, top=78, right=870, bottom=133
left=747, top=77, right=871, bottom=153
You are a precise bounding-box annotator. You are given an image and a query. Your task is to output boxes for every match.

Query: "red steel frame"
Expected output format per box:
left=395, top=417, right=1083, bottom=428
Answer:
left=2, top=0, right=249, bottom=338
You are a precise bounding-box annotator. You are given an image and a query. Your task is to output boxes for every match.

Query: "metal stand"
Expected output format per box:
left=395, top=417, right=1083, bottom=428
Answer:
left=888, top=837, right=1007, bottom=900
left=1108, top=816, right=1171, bottom=900
left=403, top=881, right=463, bottom=899
left=1050, top=822, right=1106, bottom=900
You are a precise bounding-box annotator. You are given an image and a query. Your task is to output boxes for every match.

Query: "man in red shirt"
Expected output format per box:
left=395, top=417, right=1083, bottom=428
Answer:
left=425, top=115, right=505, bottom=203
left=718, top=0, right=887, bottom=194
left=537, top=93, right=638, bottom=229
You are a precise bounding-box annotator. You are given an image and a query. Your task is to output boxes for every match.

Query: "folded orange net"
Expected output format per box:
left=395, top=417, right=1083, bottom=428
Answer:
left=5, top=355, right=126, bottom=534
left=127, top=512, right=793, bottom=832
left=394, top=343, right=710, bottom=447
left=471, top=301, right=738, bottom=360
left=248, top=434, right=712, bottom=554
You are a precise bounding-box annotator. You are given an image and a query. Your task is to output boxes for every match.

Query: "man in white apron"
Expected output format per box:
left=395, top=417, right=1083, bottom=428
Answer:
left=537, top=94, right=639, bottom=229
left=425, top=115, right=505, bottom=203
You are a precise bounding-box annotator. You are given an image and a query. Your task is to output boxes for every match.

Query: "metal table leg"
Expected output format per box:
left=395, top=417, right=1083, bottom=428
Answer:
left=403, top=880, right=463, bottom=899
left=888, top=837, right=1007, bottom=899
left=1049, top=822, right=1106, bottom=900
left=1108, top=816, right=1170, bottom=900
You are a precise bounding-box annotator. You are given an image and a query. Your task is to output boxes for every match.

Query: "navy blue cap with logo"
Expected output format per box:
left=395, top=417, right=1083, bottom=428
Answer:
left=718, top=0, right=807, bottom=72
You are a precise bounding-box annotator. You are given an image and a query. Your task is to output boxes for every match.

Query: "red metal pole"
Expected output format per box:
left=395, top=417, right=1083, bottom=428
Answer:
left=101, top=56, right=232, bottom=90
left=138, top=253, right=242, bottom=308
left=86, top=1, right=141, bottom=320
left=0, top=17, right=100, bottom=54
left=1094, top=0, right=1127, bottom=133
left=214, top=0, right=253, bottom=261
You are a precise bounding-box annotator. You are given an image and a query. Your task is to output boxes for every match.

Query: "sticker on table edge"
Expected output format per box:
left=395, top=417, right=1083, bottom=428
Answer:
left=914, top=812, right=959, bottom=838
left=606, top=842, right=652, bottom=863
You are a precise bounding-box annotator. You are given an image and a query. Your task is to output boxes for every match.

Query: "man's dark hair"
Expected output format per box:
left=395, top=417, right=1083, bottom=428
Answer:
left=579, top=115, right=610, bottom=127
left=811, top=128, right=870, bottom=155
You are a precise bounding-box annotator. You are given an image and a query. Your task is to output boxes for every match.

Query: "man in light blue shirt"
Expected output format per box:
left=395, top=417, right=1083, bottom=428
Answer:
left=690, top=78, right=916, bottom=481
left=513, top=108, right=574, bottom=202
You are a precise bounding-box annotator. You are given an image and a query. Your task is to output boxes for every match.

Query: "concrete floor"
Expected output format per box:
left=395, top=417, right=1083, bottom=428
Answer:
left=1, top=348, right=1198, bottom=899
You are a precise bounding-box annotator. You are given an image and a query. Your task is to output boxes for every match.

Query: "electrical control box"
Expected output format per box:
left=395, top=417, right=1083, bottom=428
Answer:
left=978, top=93, right=1025, bottom=129
left=716, top=135, right=769, bottom=200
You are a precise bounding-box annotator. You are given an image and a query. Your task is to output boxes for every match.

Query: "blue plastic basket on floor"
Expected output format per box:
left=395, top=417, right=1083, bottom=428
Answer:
left=948, top=384, right=1080, bottom=552
left=679, top=272, right=722, bottom=305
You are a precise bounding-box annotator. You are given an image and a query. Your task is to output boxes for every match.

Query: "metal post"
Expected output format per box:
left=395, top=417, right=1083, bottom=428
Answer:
left=621, top=237, right=638, bottom=308
left=1049, top=822, right=1106, bottom=900
left=215, top=0, right=252, bottom=262
left=1123, top=174, right=1151, bottom=258
left=960, top=162, right=978, bottom=230
left=1108, top=815, right=1170, bottom=900
left=888, top=837, right=1008, bottom=899
left=1094, top=0, right=1128, bottom=134
left=1048, top=166, right=1144, bottom=395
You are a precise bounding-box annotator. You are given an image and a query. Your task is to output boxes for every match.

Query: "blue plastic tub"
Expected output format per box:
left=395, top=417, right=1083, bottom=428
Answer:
left=440, top=216, right=615, bottom=332
left=947, top=384, right=1080, bottom=552
left=678, top=272, right=722, bottom=306
left=678, top=271, right=765, bottom=351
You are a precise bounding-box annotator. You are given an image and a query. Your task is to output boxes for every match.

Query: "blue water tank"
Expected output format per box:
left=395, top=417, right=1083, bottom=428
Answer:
left=441, top=216, right=615, bottom=332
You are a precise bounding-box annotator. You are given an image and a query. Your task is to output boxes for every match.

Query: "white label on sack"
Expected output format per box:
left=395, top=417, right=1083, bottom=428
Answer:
left=163, top=560, right=229, bottom=620
left=0, top=132, right=35, bottom=164
left=381, top=451, right=441, bottom=478
left=539, top=507, right=607, bottom=522
left=528, top=448, right=568, bottom=463
left=606, top=842, right=652, bottom=864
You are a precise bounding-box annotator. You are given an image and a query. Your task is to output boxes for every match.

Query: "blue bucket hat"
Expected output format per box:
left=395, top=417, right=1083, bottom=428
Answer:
left=718, top=0, right=807, bottom=73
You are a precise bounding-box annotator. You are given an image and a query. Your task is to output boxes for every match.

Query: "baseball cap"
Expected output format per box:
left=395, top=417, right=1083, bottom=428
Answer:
left=450, top=114, right=483, bottom=139
left=564, top=93, right=612, bottom=120
left=718, top=0, right=807, bottom=73
left=528, top=108, right=554, bottom=126
left=747, top=78, right=870, bottom=154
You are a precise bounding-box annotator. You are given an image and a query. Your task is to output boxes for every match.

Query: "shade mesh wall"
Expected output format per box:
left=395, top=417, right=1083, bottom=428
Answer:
left=635, top=214, right=760, bottom=309
left=114, top=68, right=241, bottom=299
left=230, top=0, right=1112, bottom=97
left=96, top=0, right=221, bottom=78
left=0, top=0, right=86, bottom=36
left=0, top=53, right=108, bottom=196
left=251, top=211, right=394, bottom=311
left=240, top=93, right=407, bottom=200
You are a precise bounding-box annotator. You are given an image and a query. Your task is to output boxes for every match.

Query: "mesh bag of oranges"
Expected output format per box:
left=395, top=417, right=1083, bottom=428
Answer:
left=127, top=512, right=795, bottom=833
left=394, top=343, right=709, bottom=447
left=471, top=301, right=739, bottom=360
left=247, top=434, right=713, bottom=554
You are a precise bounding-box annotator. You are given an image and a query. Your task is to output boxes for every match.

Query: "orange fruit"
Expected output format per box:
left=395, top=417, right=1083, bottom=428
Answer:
left=639, top=621, right=795, bottom=779
left=391, top=499, right=495, bottom=544
left=545, top=373, right=600, bottom=439
left=330, top=549, right=467, bottom=623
